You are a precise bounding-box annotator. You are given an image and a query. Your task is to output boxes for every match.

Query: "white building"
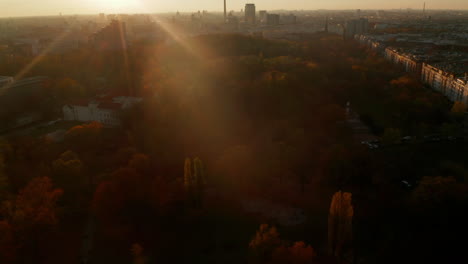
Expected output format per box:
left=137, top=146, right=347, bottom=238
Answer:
left=421, top=63, right=468, bottom=104
left=63, top=95, right=142, bottom=127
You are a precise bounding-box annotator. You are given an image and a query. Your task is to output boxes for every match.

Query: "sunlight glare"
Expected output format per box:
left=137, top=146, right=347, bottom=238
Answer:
left=87, top=0, right=142, bottom=12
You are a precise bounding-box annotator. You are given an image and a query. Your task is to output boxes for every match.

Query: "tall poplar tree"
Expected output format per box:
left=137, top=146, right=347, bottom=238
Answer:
left=184, top=157, right=206, bottom=207
left=328, top=191, right=354, bottom=260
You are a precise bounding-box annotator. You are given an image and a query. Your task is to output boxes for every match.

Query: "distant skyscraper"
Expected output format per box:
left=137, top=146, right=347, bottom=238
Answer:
left=245, top=3, right=256, bottom=25
left=259, top=10, right=267, bottom=23
left=356, top=9, right=361, bottom=18
left=282, top=14, right=296, bottom=24
left=344, top=18, right=368, bottom=39
left=266, top=14, right=280, bottom=26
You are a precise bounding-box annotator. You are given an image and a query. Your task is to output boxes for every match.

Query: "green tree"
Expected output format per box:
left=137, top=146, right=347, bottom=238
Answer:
left=328, top=191, right=354, bottom=259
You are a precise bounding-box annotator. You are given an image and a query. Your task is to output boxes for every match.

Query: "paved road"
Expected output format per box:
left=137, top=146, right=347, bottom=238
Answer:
left=345, top=104, right=379, bottom=143
left=80, top=214, right=96, bottom=264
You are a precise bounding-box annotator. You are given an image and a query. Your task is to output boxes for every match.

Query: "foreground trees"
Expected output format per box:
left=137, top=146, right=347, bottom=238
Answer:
left=249, top=224, right=282, bottom=261
left=0, top=177, right=62, bottom=263
left=249, top=224, right=316, bottom=264
left=0, top=33, right=465, bottom=263
left=271, top=241, right=317, bottom=264
left=93, top=153, right=183, bottom=233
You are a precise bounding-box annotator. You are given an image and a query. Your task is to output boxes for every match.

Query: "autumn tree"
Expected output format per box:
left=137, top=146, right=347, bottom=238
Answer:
left=451, top=101, right=467, bottom=114
left=51, top=77, right=85, bottom=100
left=382, top=128, right=401, bottom=145
left=0, top=220, right=15, bottom=263
left=328, top=191, right=354, bottom=259
left=271, top=241, right=316, bottom=264
left=92, top=167, right=143, bottom=223
left=52, top=150, right=85, bottom=210
left=52, top=151, right=84, bottom=183
left=4, top=177, right=63, bottom=228
left=0, top=153, right=9, bottom=201
left=93, top=154, right=179, bottom=232
left=64, top=121, right=103, bottom=152
left=183, top=157, right=206, bottom=207
left=412, top=176, right=463, bottom=208
left=215, top=145, right=258, bottom=189
left=128, top=153, right=151, bottom=176
left=131, top=243, right=148, bottom=264
left=249, top=224, right=281, bottom=262
left=2, top=177, right=62, bottom=263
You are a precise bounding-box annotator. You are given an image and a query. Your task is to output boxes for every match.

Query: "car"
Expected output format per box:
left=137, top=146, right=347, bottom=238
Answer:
left=401, top=180, right=412, bottom=188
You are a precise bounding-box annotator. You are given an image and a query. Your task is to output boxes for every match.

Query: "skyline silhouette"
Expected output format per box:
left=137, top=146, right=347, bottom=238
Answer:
left=2, top=0, right=468, bottom=18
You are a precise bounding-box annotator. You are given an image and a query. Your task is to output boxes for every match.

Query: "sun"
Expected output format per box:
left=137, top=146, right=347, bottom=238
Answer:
left=88, top=0, right=142, bottom=11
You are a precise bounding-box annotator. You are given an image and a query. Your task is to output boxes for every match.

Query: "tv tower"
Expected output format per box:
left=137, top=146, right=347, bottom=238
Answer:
left=224, top=0, right=227, bottom=22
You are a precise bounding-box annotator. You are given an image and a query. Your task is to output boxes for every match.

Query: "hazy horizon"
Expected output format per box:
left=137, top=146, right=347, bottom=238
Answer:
left=1, top=0, right=468, bottom=18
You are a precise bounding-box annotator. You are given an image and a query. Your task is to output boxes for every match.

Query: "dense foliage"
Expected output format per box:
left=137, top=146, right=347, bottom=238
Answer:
left=0, top=33, right=467, bottom=264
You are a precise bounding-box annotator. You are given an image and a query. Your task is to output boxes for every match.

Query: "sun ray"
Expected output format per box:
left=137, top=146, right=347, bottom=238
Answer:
left=0, top=29, right=72, bottom=95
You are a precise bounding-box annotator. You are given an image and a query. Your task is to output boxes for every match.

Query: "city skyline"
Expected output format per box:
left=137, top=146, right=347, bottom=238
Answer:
left=2, top=0, right=468, bottom=18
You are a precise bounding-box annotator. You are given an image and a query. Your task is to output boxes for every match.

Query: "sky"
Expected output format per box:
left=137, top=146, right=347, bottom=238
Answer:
left=1, top=0, right=468, bottom=17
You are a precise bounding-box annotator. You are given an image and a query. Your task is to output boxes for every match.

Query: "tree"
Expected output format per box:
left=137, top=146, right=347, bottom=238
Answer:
left=193, top=157, right=206, bottom=207
left=215, top=145, right=257, bottom=189
left=131, top=243, right=148, bottom=264
left=2, top=177, right=62, bottom=263
left=382, top=127, right=401, bottom=145
left=51, top=78, right=85, bottom=100
left=128, top=153, right=151, bottom=175
left=249, top=224, right=281, bottom=261
left=92, top=168, right=142, bottom=222
left=0, top=220, right=15, bottom=263
left=52, top=150, right=85, bottom=209
left=412, top=176, right=461, bottom=207
left=183, top=158, right=193, bottom=192
left=0, top=153, right=9, bottom=201
left=52, top=151, right=84, bottom=181
left=4, top=177, right=63, bottom=229
left=271, top=241, right=316, bottom=264
left=451, top=101, right=467, bottom=114
left=183, top=157, right=206, bottom=207
left=65, top=122, right=103, bottom=152
left=328, top=191, right=353, bottom=259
